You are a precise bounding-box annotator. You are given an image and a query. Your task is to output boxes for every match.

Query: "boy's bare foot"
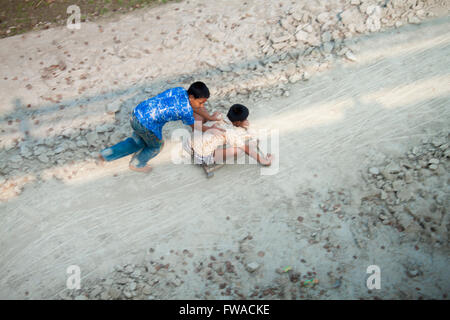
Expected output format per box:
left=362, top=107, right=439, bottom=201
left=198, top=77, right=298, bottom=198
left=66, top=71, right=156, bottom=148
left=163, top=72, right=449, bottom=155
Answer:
left=129, top=164, right=152, bottom=173
left=259, top=153, right=273, bottom=166
left=96, top=153, right=106, bottom=166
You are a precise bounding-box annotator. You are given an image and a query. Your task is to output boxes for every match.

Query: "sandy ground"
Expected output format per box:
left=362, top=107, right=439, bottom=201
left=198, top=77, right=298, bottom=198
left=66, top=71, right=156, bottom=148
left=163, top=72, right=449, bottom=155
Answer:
left=0, top=0, right=449, bottom=299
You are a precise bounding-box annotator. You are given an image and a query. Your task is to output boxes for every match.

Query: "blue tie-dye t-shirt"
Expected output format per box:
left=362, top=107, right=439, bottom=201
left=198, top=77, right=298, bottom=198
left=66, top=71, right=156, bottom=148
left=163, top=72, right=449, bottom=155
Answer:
left=133, top=87, right=195, bottom=140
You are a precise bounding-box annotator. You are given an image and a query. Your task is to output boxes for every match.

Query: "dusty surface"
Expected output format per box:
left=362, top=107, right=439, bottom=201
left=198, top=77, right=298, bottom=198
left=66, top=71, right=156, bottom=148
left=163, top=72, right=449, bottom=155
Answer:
left=0, top=0, right=449, bottom=299
left=0, top=0, right=174, bottom=39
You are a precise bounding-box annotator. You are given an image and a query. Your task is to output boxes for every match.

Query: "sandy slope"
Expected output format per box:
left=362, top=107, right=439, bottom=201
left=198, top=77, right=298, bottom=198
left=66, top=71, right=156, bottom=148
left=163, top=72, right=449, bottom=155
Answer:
left=0, top=1, right=449, bottom=299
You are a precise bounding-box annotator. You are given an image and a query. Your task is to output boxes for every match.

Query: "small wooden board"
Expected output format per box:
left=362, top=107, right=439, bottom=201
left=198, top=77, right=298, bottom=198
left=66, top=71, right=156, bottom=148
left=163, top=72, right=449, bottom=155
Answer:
left=201, top=163, right=225, bottom=178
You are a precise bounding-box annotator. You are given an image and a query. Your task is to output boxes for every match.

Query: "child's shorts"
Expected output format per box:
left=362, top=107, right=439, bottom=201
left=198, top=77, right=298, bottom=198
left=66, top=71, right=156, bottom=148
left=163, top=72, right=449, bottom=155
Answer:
left=182, top=136, right=216, bottom=165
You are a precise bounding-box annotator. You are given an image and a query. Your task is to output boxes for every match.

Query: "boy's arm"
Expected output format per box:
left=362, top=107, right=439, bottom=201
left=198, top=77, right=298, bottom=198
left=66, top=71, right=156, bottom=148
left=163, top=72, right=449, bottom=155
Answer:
left=189, top=123, right=226, bottom=136
left=192, top=106, right=221, bottom=121
left=192, top=106, right=212, bottom=121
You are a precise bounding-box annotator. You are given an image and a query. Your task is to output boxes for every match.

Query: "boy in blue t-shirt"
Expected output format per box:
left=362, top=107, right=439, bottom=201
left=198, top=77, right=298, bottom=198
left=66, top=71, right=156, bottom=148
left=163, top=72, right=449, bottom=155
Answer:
left=99, top=81, right=222, bottom=173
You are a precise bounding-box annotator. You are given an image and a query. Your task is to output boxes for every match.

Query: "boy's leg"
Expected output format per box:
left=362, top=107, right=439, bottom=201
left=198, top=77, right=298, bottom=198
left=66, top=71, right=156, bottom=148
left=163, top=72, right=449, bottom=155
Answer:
left=129, top=133, right=164, bottom=171
left=213, top=147, right=243, bottom=164
left=99, top=132, right=146, bottom=162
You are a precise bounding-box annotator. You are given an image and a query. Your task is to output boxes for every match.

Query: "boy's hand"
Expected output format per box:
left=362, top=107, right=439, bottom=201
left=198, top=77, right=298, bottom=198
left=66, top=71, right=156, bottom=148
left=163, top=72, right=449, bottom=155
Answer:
left=210, top=111, right=223, bottom=121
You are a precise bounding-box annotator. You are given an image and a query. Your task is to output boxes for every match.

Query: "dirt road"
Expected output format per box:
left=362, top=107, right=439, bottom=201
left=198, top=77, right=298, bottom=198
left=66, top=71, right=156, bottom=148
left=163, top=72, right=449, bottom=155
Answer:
left=0, top=0, right=449, bottom=299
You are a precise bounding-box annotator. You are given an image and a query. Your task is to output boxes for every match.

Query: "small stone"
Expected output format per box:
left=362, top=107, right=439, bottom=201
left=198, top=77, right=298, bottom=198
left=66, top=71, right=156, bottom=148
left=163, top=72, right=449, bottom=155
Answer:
left=408, top=16, right=421, bottom=24
left=76, top=139, right=88, bottom=147
left=316, top=12, right=330, bottom=24
left=292, top=12, right=303, bottom=22
left=416, top=9, right=425, bottom=17
left=302, top=71, right=310, bottom=81
left=345, top=51, right=357, bottom=62
left=428, top=164, right=438, bottom=170
left=106, top=102, right=121, bottom=114
left=85, top=132, right=99, bottom=146
left=431, top=137, right=446, bottom=147
left=74, top=295, right=88, bottom=300
left=289, top=73, right=302, bottom=83
left=445, top=149, right=450, bottom=158
left=38, top=154, right=50, bottom=163
left=304, top=24, right=313, bottom=33
left=428, top=158, right=439, bottom=165
left=90, top=286, right=103, bottom=298
left=340, top=7, right=365, bottom=29
left=397, top=188, right=414, bottom=202
left=392, top=180, right=404, bottom=191
left=321, top=31, right=332, bottom=43
left=142, top=285, right=152, bottom=295
left=418, top=160, right=428, bottom=168
left=412, top=146, right=421, bottom=155
left=386, top=162, right=401, bottom=174
left=322, top=42, right=334, bottom=54
left=131, top=270, right=141, bottom=278
left=19, top=144, right=33, bottom=158
left=285, top=63, right=297, bottom=76
left=295, top=30, right=309, bottom=42
left=406, top=269, right=419, bottom=278
left=96, top=123, right=114, bottom=133
left=366, top=5, right=381, bottom=16
left=169, top=276, right=182, bottom=287
left=272, top=42, right=288, bottom=50
left=10, top=155, right=23, bottom=163
left=369, top=167, right=380, bottom=175
left=337, top=46, right=349, bottom=56
left=116, top=278, right=128, bottom=285
left=396, top=211, right=414, bottom=229
left=246, top=262, right=260, bottom=273
left=100, top=292, right=110, bottom=300
left=404, top=171, right=413, bottom=184
left=271, top=34, right=291, bottom=44
left=366, top=14, right=381, bottom=32
left=54, top=145, right=66, bottom=154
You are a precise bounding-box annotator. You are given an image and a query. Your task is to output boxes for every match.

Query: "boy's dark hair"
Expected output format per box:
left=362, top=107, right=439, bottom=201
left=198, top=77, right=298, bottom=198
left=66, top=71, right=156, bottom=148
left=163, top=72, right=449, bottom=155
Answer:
left=227, top=104, right=249, bottom=122
left=187, top=81, right=210, bottom=99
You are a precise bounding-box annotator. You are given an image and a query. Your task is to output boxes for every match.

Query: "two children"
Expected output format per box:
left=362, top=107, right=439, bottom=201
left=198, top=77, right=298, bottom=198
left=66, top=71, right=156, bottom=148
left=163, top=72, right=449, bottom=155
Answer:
left=186, top=104, right=273, bottom=166
left=99, top=81, right=221, bottom=172
left=99, top=82, right=272, bottom=172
